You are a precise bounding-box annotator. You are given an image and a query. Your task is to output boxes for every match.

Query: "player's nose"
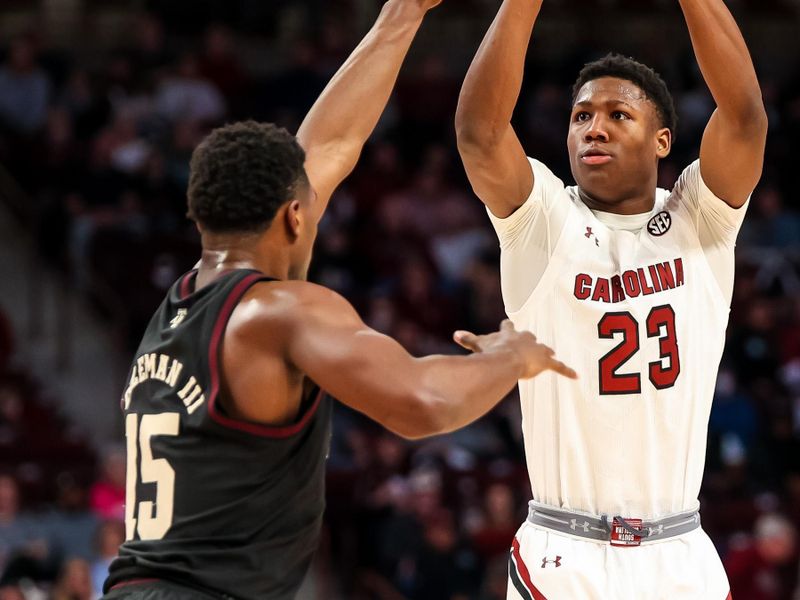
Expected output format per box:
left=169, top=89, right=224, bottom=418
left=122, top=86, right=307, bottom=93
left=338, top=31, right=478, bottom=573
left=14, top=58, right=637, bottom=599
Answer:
left=584, top=115, right=609, bottom=143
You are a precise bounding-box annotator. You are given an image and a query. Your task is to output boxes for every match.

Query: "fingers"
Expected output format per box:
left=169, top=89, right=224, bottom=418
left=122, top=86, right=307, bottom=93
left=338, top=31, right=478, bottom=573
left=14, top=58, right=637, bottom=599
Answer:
left=549, top=358, right=578, bottom=380
left=453, top=330, right=481, bottom=352
left=500, top=319, right=515, bottom=332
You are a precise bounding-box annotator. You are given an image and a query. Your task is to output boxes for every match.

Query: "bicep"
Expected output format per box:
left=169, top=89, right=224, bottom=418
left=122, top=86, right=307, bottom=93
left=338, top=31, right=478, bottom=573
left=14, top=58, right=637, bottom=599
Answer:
left=459, top=125, right=533, bottom=218
left=699, top=109, right=766, bottom=208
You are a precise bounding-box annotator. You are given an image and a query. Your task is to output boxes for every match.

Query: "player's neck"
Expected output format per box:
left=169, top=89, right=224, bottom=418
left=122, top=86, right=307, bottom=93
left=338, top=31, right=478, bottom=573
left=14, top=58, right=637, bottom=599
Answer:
left=577, top=187, right=655, bottom=216
left=197, top=233, right=290, bottom=285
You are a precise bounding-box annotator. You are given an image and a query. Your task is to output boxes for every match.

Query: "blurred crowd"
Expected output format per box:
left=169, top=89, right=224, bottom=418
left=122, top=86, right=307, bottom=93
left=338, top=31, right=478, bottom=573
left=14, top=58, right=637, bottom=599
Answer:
left=0, top=0, right=799, bottom=598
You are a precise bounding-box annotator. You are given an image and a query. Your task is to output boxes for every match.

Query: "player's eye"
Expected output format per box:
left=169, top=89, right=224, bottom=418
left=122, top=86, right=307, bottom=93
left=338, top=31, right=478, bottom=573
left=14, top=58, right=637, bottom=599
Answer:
left=612, top=111, right=630, bottom=120
left=574, top=112, right=591, bottom=122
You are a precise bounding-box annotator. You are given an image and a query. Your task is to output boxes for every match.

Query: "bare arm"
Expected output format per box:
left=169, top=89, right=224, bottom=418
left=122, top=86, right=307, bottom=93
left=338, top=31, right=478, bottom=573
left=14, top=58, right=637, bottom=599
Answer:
left=678, top=0, right=767, bottom=208
left=282, top=284, right=574, bottom=439
left=455, top=0, right=544, bottom=218
left=296, top=0, right=441, bottom=223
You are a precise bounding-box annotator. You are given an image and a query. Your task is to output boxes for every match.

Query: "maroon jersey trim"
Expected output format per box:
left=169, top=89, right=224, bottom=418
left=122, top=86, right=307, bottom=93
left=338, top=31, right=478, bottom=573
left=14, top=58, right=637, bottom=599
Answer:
left=179, top=271, right=196, bottom=299
left=110, top=578, right=161, bottom=590
left=206, top=274, right=324, bottom=438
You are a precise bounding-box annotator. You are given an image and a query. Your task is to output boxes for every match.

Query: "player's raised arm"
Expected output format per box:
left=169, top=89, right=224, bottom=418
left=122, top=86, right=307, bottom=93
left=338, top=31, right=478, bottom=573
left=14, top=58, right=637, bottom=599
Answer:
left=296, top=0, right=442, bottom=223
left=678, top=0, right=767, bottom=207
left=455, top=0, right=544, bottom=218
left=272, top=284, right=575, bottom=440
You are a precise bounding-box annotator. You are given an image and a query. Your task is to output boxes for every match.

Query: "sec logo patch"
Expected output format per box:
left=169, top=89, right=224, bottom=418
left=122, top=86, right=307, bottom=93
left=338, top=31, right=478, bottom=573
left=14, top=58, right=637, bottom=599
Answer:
left=648, top=211, right=671, bottom=236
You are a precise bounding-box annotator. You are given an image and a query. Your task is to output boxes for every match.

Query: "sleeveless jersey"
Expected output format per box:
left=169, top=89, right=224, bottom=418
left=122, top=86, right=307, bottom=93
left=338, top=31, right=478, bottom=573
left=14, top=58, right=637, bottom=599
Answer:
left=489, top=159, right=747, bottom=520
left=104, top=269, right=332, bottom=600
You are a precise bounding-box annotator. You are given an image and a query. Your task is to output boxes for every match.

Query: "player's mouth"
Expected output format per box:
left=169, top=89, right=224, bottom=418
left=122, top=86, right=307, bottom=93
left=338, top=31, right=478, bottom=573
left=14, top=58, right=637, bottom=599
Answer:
left=580, top=148, right=613, bottom=165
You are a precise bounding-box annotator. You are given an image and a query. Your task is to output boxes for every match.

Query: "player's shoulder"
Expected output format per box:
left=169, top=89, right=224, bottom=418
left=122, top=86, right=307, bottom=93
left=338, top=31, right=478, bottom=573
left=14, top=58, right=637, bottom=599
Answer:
left=664, top=160, right=703, bottom=204
left=233, top=280, right=352, bottom=333
left=525, top=157, right=579, bottom=212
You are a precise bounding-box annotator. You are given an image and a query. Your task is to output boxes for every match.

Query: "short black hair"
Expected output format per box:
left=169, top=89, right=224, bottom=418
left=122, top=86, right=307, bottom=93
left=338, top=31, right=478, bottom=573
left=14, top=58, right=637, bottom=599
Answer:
left=187, top=120, right=307, bottom=233
left=571, top=53, right=678, bottom=134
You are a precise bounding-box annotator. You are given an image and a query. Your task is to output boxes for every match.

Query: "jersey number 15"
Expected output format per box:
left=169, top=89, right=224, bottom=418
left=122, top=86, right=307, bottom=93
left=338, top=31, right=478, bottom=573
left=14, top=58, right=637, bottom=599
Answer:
left=597, top=305, right=680, bottom=395
left=124, top=413, right=179, bottom=541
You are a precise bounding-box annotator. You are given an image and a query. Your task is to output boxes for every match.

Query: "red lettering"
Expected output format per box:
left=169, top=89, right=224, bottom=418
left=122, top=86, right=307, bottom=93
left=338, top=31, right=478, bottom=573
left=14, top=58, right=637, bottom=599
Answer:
left=611, top=275, right=625, bottom=303
left=648, top=265, right=662, bottom=292
left=674, top=258, right=684, bottom=287
left=622, top=271, right=641, bottom=297
left=574, top=274, right=592, bottom=300
left=592, top=278, right=611, bottom=303
left=656, top=262, right=675, bottom=290
left=638, top=268, right=654, bottom=295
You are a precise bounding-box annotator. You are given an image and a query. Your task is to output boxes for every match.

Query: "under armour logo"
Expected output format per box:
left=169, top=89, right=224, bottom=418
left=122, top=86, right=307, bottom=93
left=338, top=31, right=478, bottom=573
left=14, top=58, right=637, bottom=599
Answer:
left=649, top=524, right=664, bottom=536
left=541, top=556, right=562, bottom=568
left=570, top=518, right=591, bottom=533
left=584, top=226, right=599, bottom=246
left=170, top=308, right=188, bottom=329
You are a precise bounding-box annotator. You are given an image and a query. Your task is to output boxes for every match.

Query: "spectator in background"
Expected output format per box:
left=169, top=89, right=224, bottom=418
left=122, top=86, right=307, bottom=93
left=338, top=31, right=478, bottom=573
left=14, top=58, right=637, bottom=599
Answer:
left=39, top=473, right=98, bottom=564
left=747, top=185, right=800, bottom=252
left=199, top=24, right=248, bottom=103
left=0, top=475, right=43, bottom=576
left=0, top=584, right=23, bottom=600
left=726, top=299, right=781, bottom=385
left=90, top=521, right=124, bottom=598
left=154, top=53, right=226, bottom=124
left=726, top=513, right=797, bottom=600
left=127, top=14, right=172, bottom=84
left=89, top=449, right=126, bottom=522
left=708, top=369, right=759, bottom=463
left=470, top=483, right=519, bottom=563
left=51, top=557, right=93, bottom=600
left=0, top=36, right=49, bottom=135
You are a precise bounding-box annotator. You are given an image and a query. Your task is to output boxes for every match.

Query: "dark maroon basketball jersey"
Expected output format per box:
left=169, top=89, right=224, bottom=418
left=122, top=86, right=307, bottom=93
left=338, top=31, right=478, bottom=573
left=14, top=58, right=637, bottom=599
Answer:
left=105, top=269, right=331, bottom=600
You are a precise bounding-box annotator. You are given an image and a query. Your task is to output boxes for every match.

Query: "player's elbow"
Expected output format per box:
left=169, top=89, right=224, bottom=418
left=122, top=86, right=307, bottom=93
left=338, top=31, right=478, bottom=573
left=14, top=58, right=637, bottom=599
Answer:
left=746, top=103, right=768, bottom=137
left=728, top=100, right=768, bottom=139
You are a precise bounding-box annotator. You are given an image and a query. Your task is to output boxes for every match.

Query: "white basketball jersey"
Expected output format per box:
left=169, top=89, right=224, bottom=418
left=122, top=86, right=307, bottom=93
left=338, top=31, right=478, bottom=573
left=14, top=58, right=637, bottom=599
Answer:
left=489, top=158, right=748, bottom=519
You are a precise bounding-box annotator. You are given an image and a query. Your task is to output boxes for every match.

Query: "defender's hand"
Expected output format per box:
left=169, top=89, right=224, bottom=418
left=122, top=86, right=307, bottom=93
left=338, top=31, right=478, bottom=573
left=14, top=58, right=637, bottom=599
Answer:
left=454, top=320, right=578, bottom=380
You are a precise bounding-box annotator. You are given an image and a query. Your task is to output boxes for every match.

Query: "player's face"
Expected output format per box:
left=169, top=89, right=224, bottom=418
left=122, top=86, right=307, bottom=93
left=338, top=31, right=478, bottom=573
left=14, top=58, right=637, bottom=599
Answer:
left=567, top=77, right=670, bottom=209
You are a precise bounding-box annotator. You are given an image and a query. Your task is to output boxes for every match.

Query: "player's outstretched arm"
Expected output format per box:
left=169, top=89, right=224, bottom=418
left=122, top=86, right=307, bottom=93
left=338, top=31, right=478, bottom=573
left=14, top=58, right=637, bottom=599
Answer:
left=455, top=0, right=544, bottom=218
left=296, top=0, right=442, bottom=224
left=274, top=283, right=575, bottom=439
left=679, top=0, right=767, bottom=207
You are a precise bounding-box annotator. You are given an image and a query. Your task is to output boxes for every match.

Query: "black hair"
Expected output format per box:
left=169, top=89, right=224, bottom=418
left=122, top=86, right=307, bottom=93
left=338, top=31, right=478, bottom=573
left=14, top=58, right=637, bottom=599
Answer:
left=187, top=120, right=308, bottom=233
left=571, top=53, right=678, bottom=134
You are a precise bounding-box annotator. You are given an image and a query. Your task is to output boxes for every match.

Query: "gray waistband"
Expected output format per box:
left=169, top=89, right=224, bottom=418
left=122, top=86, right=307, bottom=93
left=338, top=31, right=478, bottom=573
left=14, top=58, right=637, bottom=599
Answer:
left=527, top=501, right=701, bottom=544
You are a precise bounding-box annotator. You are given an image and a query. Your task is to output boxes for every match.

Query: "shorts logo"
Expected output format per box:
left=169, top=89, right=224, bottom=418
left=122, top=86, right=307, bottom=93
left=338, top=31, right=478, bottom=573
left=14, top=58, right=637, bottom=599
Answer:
left=541, top=556, right=562, bottom=568
left=647, top=211, right=672, bottom=236
left=570, top=518, right=591, bottom=533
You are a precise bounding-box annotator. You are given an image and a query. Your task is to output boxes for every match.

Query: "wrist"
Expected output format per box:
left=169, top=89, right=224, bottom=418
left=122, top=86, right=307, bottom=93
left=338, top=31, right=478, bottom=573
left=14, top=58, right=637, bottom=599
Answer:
left=496, top=346, right=527, bottom=380
left=381, top=0, right=428, bottom=26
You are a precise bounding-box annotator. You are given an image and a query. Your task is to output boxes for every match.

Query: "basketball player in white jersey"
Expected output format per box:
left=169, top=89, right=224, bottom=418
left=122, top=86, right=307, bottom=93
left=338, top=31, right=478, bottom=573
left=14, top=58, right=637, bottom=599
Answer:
left=454, top=0, right=767, bottom=598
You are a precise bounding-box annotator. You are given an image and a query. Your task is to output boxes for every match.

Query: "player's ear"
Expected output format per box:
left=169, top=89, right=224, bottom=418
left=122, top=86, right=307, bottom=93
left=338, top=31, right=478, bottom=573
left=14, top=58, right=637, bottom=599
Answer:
left=283, top=199, right=303, bottom=240
left=656, top=128, right=672, bottom=159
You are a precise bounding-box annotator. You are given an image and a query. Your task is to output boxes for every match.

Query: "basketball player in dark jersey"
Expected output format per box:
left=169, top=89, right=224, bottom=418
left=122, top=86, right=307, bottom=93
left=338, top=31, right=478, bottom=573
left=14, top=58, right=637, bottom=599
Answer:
left=101, top=1, right=577, bottom=599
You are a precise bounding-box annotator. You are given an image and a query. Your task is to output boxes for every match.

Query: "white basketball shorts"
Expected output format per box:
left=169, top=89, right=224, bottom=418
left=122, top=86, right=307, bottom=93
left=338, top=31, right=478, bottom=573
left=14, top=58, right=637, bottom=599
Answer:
left=506, top=520, right=732, bottom=600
